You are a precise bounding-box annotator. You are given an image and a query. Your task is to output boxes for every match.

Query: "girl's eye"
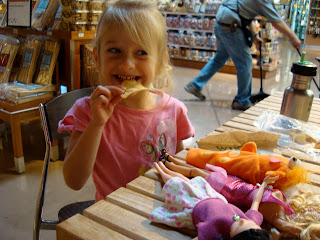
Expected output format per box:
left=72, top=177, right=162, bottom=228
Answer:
left=137, top=50, right=148, bottom=56
left=108, top=48, right=121, bottom=53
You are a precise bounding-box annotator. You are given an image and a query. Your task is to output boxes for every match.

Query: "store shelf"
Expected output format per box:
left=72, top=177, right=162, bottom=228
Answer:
left=162, top=11, right=216, bottom=17
left=171, top=57, right=279, bottom=79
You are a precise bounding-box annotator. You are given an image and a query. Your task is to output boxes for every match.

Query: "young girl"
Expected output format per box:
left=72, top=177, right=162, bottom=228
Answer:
left=58, top=0, right=195, bottom=201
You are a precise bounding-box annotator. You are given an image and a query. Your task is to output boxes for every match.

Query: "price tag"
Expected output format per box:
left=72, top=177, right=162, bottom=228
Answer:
left=7, top=0, right=32, bottom=27
left=13, top=28, right=18, bottom=34
left=47, top=31, right=52, bottom=36
left=78, top=32, right=84, bottom=38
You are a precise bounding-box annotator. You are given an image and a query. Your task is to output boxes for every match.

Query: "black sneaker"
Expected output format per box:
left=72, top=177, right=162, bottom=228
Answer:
left=184, top=83, right=206, bottom=101
left=231, top=99, right=253, bottom=111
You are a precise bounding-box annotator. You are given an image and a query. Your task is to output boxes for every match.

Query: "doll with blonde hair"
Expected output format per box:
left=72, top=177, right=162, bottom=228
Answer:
left=58, top=0, right=194, bottom=201
left=283, top=185, right=320, bottom=239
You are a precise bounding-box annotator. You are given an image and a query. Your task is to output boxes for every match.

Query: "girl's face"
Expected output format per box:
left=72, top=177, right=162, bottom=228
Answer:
left=94, top=25, right=157, bottom=88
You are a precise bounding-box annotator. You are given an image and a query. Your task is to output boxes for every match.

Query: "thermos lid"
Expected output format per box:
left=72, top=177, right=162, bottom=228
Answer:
left=291, top=61, right=317, bottom=76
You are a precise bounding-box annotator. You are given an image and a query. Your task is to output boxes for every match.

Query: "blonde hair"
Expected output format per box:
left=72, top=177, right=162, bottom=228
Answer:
left=93, top=0, right=173, bottom=93
left=285, top=190, right=320, bottom=239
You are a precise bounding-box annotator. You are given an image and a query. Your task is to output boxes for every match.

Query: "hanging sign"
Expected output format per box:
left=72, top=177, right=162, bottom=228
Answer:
left=7, top=0, right=32, bottom=27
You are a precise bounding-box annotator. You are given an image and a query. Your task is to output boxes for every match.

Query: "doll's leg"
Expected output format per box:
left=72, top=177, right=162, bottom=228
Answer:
left=160, top=158, right=210, bottom=179
left=153, top=162, right=190, bottom=183
left=259, top=190, right=302, bottom=236
left=157, top=162, right=190, bottom=182
left=153, top=162, right=173, bottom=183
left=162, top=151, right=196, bottom=168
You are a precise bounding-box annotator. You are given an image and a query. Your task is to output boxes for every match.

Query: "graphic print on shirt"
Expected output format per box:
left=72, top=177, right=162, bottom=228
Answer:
left=141, top=132, right=166, bottom=162
left=140, top=119, right=176, bottom=168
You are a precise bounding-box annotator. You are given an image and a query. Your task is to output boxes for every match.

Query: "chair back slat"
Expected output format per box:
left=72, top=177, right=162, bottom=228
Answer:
left=33, top=87, right=94, bottom=240
left=45, top=87, right=94, bottom=141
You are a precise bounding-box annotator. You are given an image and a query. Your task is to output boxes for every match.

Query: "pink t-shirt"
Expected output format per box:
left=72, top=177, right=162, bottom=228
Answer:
left=58, top=92, right=195, bottom=201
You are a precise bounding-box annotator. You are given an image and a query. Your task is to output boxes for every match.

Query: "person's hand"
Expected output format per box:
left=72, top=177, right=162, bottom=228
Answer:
left=89, top=85, right=125, bottom=128
left=289, top=34, right=302, bottom=50
left=253, top=35, right=263, bottom=50
left=263, top=174, right=279, bottom=186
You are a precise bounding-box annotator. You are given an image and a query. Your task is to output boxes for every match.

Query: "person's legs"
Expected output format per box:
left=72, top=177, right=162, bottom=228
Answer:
left=222, top=27, right=253, bottom=107
left=185, top=24, right=230, bottom=100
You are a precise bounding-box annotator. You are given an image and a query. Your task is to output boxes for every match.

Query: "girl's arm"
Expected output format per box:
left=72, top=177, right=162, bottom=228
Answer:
left=63, top=86, right=124, bottom=190
left=250, top=175, right=279, bottom=211
left=176, top=141, right=184, bottom=153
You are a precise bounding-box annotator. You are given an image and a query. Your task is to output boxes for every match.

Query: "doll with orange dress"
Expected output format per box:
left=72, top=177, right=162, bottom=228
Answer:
left=185, top=142, right=308, bottom=191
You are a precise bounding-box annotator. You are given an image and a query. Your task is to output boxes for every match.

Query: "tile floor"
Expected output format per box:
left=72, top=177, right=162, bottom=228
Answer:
left=0, top=39, right=319, bottom=240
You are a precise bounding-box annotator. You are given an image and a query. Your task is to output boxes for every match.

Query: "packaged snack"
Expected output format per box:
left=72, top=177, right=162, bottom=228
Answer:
left=35, top=38, right=60, bottom=85
left=17, top=37, right=42, bottom=84
left=87, top=0, right=105, bottom=11
left=0, top=36, right=19, bottom=84
left=87, top=10, right=103, bottom=22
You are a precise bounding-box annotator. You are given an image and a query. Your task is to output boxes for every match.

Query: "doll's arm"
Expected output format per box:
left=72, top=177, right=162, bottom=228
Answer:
left=251, top=175, right=279, bottom=211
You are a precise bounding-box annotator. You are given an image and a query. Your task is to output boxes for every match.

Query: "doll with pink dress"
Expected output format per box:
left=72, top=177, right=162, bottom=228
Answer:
left=150, top=161, right=277, bottom=239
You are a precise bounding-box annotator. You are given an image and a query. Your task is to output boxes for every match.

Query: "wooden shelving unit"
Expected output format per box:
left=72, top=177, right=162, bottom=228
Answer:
left=0, top=27, right=95, bottom=91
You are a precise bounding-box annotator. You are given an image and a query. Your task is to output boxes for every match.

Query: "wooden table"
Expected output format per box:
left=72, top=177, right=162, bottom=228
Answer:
left=0, top=95, right=53, bottom=173
left=56, top=92, right=320, bottom=240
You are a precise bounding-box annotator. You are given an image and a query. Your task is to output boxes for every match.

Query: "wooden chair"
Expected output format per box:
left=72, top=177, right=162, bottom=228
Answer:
left=33, top=87, right=95, bottom=240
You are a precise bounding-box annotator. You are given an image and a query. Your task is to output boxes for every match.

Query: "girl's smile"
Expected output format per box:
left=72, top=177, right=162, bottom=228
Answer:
left=115, top=75, right=141, bottom=81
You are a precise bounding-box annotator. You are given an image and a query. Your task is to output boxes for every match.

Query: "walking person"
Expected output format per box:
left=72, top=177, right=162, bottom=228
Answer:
left=184, top=0, right=301, bottom=110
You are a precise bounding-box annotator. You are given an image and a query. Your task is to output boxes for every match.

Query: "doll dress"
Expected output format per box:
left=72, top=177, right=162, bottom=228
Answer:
left=150, top=176, right=227, bottom=229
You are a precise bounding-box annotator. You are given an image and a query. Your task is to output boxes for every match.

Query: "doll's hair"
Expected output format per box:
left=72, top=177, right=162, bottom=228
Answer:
left=92, top=0, right=173, bottom=93
left=230, top=228, right=271, bottom=240
left=285, top=190, right=320, bottom=239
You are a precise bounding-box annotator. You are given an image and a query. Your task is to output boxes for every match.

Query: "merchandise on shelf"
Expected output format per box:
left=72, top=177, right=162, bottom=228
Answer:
left=59, top=0, right=105, bottom=31
left=0, top=0, right=6, bottom=27
left=80, top=44, right=99, bottom=87
left=32, top=0, right=60, bottom=30
left=0, top=35, right=19, bottom=84
left=255, top=19, right=281, bottom=70
left=289, top=0, right=310, bottom=40
left=17, top=37, right=43, bottom=84
left=35, top=39, right=60, bottom=85
left=160, top=0, right=220, bottom=63
left=307, top=0, right=320, bottom=39
left=158, top=0, right=220, bottom=14
left=0, top=82, right=55, bottom=104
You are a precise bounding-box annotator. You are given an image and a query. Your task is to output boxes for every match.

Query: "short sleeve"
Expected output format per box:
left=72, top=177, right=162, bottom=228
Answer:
left=245, top=209, right=263, bottom=226
left=257, top=0, right=282, bottom=22
left=176, top=101, right=195, bottom=141
left=58, top=97, right=91, bottom=134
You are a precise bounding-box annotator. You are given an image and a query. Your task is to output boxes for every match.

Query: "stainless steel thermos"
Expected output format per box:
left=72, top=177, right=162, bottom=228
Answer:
left=280, top=58, right=317, bottom=122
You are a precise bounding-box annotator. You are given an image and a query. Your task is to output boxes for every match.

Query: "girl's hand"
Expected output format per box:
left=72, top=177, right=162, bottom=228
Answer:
left=89, top=85, right=125, bottom=127
left=263, top=174, right=279, bottom=185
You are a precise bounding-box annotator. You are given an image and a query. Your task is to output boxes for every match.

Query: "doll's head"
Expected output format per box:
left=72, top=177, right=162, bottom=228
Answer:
left=230, top=218, right=271, bottom=240
left=92, top=0, right=172, bottom=92
left=230, top=228, right=271, bottom=240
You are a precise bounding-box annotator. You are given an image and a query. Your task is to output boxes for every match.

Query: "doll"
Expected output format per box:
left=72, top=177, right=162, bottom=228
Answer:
left=150, top=161, right=275, bottom=240
left=158, top=149, right=302, bottom=236
left=185, top=142, right=308, bottom=190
